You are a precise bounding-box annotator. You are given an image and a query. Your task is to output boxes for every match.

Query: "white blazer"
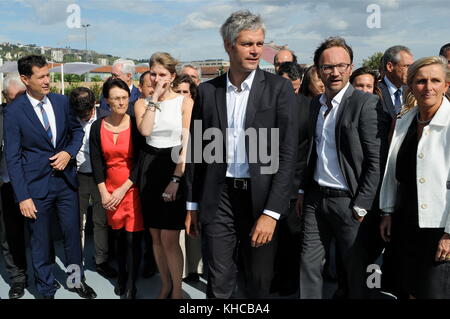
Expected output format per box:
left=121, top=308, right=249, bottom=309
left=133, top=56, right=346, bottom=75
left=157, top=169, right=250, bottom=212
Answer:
left=379, top=97, right=450, bottom=234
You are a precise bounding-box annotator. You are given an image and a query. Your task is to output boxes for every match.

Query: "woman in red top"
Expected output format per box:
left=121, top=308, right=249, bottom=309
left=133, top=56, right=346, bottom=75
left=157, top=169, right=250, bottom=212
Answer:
left=90, top=78, right=144, bottom=299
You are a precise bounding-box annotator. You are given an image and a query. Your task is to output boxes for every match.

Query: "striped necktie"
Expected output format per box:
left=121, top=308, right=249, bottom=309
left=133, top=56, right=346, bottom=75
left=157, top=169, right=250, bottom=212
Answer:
left=38, top=101, right=53, bottom=144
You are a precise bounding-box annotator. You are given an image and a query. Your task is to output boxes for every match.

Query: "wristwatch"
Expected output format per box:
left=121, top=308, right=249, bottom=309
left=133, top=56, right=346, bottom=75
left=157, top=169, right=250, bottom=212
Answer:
left=353, top=206, right=368, bottom=217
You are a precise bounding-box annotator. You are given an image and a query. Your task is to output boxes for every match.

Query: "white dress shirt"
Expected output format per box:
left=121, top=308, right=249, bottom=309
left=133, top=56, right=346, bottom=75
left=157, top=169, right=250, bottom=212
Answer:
left=225, top=69, right=255, bottom=178
left=313, top=83, right=350, bottom=190
left=187, top=70, right=280, bottom=220
left=27, top=93, right=57, bottom=147
left=76, top=108, right=97, bottom=173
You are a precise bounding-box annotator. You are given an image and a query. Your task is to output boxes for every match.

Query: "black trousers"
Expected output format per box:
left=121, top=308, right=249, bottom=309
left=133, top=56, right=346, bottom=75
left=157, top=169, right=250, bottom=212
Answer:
left=0, top=182, right=27, bottom=284
left=299, top=187, right=370, bottom=299
left=78, top=173, right=109, bottom=264
left=271, top=198, right=301, bottom=295
left=203, top=181, right=278, bottom=299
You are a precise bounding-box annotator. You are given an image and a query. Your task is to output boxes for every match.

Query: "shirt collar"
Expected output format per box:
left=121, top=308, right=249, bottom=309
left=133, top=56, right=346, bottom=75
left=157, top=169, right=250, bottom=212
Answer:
left=226, top=69, right=256, bottom=93
left=319, top=81, right=350, bottom=108
left=26, top=92, right=48, bottom=108
left=384, top=76, right=403, bottom=96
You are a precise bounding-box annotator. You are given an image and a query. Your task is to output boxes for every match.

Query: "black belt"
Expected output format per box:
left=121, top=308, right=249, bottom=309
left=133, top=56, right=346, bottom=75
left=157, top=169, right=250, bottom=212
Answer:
left=226, top=178, right=250, bottom=191
left=312, top=181, right=350, bottom=197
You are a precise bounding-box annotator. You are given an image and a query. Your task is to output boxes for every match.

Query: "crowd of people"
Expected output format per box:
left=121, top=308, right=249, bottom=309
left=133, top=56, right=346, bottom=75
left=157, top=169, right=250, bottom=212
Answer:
left=0, top=9, right=449, bottom=300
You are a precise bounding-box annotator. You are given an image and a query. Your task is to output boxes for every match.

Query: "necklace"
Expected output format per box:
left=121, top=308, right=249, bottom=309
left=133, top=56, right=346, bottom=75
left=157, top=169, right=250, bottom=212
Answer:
left=416, top=112, right=431, bottom=125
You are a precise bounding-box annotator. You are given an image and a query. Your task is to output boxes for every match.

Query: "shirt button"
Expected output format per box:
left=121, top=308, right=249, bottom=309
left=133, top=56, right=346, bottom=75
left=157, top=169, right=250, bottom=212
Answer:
left=418, top=153, right=424, bottom=159
left=420, top=204, right=427, bottom=209
left=419, top=178, right=426, bottom=183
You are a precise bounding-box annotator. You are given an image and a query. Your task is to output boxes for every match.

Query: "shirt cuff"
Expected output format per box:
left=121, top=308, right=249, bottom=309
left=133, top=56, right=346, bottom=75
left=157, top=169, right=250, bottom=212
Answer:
left=186, top=202, right=199, bottom=211
left=298, top=189, right=304, bottom=194
left=263, top=209, right=281, bottom=220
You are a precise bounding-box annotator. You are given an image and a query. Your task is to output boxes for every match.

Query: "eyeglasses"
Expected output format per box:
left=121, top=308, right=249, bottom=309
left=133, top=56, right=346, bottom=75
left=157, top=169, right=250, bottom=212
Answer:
left=395, top=63, right=411, bottom=69
left=109, top=96, right=128, bottom=103
left=319, top=63, right=351, bottom=74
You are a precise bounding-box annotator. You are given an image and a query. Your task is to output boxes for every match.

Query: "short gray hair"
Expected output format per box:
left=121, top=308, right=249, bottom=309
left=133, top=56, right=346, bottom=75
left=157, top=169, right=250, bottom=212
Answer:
left=113, top=59, right=135, bottom=75
left=220, top=10, right=265, bottom=45
left=381, top=45, right=412, bottom=72
left=2, top=73, right=26, bottom=93
left=181, top=64, right=202, bottom=78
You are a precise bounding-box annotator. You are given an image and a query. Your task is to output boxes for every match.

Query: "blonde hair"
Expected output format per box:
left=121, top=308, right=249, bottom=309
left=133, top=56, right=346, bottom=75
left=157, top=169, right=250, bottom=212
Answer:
left=401, top=56, right=450, bottom=115
left=149, top=52, right=179, bottom=75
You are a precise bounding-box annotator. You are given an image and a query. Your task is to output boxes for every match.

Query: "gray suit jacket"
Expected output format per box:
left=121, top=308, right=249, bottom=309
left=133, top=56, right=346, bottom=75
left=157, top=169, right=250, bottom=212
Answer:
left=300, top=85, right=388, bottom=211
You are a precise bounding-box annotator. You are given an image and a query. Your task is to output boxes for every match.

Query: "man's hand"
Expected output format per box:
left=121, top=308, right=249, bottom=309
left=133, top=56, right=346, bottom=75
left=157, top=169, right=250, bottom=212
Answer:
left=380, top=215, right=392, bottom=242
left=296, top=193, right=304, bottom=218
left=185, top=210, right=200, bottom=237
left=19, top=198, right=37, bottom=219
left=250, top=214, right=277, bottom=248
left=435, top=233, right=450, bottom=262
left=49, top=151, right=71, bottom=171
left=352, top=208, right=365, bottom=223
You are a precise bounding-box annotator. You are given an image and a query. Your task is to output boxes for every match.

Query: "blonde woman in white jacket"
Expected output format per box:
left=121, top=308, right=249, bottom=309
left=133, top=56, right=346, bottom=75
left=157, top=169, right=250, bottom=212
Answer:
left=379, top=56, right=450, bottom=299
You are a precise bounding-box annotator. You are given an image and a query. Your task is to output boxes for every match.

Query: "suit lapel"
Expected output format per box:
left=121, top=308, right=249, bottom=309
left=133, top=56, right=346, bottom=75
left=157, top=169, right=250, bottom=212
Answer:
left=380, top=79, right=396, bottom=118
left=244, top=69, right=264, bottom=130
left=215, top=74, right=228, bottom=134
left=48, top=94, right=63, bottom=147
left=22, top=96, right=53, bottom=147
left=334, top=85, right=354, bottom=152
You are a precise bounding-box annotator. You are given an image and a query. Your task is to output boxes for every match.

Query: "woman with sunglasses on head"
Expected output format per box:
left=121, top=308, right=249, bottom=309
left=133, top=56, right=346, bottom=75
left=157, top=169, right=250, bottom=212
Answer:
left=134, top=52, right=194, bottom=299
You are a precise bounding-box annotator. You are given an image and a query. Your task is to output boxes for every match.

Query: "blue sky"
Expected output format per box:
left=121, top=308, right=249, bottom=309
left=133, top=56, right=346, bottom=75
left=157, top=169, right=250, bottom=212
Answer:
left=0, top=0, right=448, bottom=66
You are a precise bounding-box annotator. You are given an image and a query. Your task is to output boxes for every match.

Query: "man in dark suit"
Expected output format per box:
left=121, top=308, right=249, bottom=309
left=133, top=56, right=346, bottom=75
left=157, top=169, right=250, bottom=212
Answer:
left=99, top=59, right=140, bottom=115
left=4, top=55, right=96, bottom=299
left=185, top=10, right=298, bottom=299
left=379, top=46, right=414, bottom=120
left=297, top=37, right=386, bottom=299
left=0, top=74, right=27, bottom=299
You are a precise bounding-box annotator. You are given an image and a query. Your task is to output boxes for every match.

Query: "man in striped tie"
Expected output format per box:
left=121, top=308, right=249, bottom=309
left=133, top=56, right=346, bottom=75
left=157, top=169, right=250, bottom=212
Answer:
left=4, top=55, right=96, bottom=299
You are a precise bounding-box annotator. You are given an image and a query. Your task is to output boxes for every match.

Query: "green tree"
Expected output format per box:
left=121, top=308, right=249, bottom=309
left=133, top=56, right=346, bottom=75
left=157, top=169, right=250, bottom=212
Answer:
left=218, top=65, right=225, bottom=76
left=362, top=52, right=383, bottom=71
left=90, top=83, right=103, bottom=102
left=91, top=75, right=103, bottom=82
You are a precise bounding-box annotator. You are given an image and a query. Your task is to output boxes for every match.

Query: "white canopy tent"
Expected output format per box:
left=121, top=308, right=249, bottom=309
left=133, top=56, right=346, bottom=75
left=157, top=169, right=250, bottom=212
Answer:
left=49, top=62, right=100, bottom=94
left=0, top=61, right=18, bottom=73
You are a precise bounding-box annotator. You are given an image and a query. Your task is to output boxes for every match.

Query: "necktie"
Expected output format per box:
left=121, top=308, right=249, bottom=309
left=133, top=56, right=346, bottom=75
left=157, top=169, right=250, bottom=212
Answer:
left=38, top=101, right=53, bottom=144
left=394, top=89, right=402, bottom=114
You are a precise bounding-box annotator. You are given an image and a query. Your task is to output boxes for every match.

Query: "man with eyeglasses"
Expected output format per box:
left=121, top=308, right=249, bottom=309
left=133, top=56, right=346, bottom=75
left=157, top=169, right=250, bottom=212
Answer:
left=379, top=46, right=414, bottom=119
left=296, top=37, right=387, bottom=299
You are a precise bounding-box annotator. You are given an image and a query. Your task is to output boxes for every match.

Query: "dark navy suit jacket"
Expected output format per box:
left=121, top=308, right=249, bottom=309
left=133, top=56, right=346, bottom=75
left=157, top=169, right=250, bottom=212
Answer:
left=4, top=93, right=84, bottom=202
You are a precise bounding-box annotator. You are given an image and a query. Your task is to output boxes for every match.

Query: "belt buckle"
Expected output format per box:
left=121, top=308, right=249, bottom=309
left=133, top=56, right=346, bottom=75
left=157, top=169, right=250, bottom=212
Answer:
left=233, top=178, right=248, bottom=190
